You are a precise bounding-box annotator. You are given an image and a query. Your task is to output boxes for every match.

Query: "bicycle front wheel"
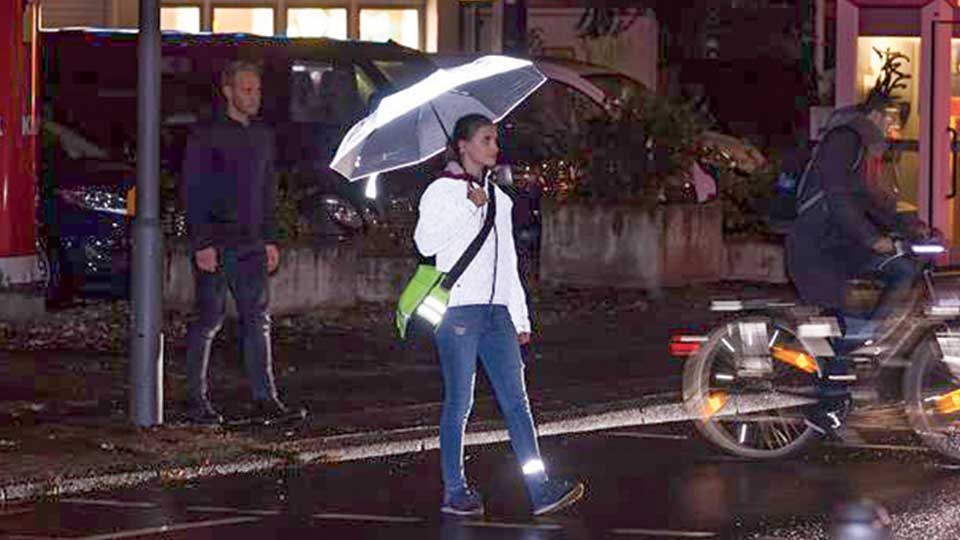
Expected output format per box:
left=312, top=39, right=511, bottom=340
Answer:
left=904, top=330, right=960, bottom=463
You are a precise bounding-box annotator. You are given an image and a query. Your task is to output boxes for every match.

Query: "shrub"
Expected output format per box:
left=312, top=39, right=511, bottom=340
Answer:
left=547, top=92, right=707, bottom=202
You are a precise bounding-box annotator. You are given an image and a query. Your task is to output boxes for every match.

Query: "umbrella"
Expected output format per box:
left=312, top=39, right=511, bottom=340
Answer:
left=330, top=55, right=547, bottom=181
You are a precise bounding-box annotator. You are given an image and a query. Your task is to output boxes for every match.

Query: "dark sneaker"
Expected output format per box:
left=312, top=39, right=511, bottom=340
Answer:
left=184, top=401, right=223, bottom=426
left=251, top=399, right=307, bottom=425
left=531, top=478, right=585, bottom=516
left=441, top=486, right=485, bottom=516
left=805, top=395, right=853, bottom=438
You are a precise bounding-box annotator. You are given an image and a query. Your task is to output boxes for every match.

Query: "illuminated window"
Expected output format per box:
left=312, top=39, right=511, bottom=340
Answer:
left=161, top=7, right=201, bottom=33
left=287, top=8, right=347, bottom=39
left=856, top=37, right=921, bottom=206
left=856, top=37, right=919, bottom=139
left=213, top=7, right=275, bottom=35
left=360, top=9, right=420, bottom=50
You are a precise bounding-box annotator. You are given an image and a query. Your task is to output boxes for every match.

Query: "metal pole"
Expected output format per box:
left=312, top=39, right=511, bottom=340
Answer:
left=130, top=0, right=163, bottom=427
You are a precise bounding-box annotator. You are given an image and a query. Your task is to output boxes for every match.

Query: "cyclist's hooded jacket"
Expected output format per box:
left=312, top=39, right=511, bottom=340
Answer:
left=785, top=106, right=903, bottom=311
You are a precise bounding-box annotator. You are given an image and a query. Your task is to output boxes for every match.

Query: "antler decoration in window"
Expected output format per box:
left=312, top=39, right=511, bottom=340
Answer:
left=867, top=47, right=911, bottom=104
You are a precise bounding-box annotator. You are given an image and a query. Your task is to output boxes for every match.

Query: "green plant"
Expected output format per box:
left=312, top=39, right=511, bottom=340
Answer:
left=274, top=171, right=305, bottom=242
left=705, top=154, right=777, bottom=237
left=576, top=93, right=707, bottom=201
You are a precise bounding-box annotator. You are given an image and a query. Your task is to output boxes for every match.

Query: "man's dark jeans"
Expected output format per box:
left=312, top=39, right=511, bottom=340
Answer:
left=185, top=245, right=278, bottom=406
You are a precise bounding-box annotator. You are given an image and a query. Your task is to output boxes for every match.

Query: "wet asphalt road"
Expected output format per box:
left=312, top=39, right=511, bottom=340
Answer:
left=4, top=422, right=960, bottom=539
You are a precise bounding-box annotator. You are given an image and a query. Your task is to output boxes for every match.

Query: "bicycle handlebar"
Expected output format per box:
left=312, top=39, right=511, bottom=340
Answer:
left=879, top=237, right=945, bottom=270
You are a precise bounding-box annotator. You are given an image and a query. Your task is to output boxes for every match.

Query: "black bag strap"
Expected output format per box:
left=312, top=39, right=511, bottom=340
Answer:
left=796, top=125, right=864, bottom=216
left=441, top=181, right=496, bottom=289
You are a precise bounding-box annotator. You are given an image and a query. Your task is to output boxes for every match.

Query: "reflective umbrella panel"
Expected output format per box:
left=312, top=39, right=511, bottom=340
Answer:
left=330, top=55, right=547, bottom=181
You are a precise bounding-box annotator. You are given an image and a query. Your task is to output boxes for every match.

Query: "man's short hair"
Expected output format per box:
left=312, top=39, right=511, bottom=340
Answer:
left=220, top=60, right=261, bottom=88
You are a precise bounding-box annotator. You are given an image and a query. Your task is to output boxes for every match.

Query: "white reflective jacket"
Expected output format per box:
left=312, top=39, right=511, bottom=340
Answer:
left=413, top=166, right=531, bottom=334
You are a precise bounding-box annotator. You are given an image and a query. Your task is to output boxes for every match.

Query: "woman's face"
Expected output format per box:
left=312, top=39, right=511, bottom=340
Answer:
left=458, top=124, right=499, bottom=169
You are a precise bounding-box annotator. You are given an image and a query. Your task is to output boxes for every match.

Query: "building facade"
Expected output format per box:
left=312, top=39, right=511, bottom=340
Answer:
left=40, top=0, right=460, bottom=53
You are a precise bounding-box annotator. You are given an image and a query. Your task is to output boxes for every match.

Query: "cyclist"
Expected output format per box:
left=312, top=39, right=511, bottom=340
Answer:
left=785, top=88, right=931, bottom=435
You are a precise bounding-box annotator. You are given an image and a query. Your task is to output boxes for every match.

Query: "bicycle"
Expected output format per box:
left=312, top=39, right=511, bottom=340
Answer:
left=677, top=238, right=960, bottom=461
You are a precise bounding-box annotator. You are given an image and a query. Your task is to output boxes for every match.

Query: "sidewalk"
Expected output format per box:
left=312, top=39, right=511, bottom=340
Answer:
left=0, top=282, right=794, bottom=502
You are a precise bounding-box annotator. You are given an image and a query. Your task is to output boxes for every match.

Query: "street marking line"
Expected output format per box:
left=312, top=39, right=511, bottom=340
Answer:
left=461, top=521, right=563, bottom=531
left=0, top=507, right=34, bottom=517
left=606, top=431, right=690, bottom=441
left=824, top=442, right=928, bottom=452
left=610, top=529, right=717, bottom=538
left=75, top=516, right=261, bottom=539
left=313, top=513, right=423, bottom=524
left=60, top=498, right=157, bottom=509
left=187, top=505, right=281, bottom=516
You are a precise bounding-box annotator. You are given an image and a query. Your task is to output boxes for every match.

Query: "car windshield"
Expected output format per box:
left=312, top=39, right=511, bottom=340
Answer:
left=43, top=121, right=111, bottom=161
left=289, top=60, right=369, bottom=125
left=371, top=57, right=436, bottom=90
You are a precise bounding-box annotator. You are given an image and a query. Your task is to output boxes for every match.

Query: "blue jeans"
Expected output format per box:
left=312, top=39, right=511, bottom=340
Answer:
left=834, top=255, right=919, bottom=355
left=819, top=255, right=920, bottom=399
left=185, top=245, right=278, bottom=404
left=435, top=305, right=545, bottom=494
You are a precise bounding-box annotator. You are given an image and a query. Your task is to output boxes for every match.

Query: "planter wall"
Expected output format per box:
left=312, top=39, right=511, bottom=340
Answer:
left=162, top=202, right=788, bottom=317
left=541, top=200, right=786, bottom=289
left=165, top=242, right=363, bottom=315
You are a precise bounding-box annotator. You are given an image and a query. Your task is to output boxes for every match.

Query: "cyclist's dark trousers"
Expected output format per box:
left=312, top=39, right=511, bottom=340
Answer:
left=864, top=254, right=919, bottom=322
left=819, top=255, right=920, bottom=399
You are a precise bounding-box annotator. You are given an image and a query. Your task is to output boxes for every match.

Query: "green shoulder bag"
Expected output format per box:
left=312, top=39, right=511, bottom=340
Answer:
left=396, top=181, right=496, bottom=339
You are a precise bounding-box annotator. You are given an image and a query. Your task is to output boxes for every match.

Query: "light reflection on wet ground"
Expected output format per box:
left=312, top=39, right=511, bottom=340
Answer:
left=1, top=425, right=959, bottom=539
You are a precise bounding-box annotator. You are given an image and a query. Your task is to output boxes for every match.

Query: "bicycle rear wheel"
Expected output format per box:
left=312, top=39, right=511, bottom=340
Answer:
left=682, top=316, right=821, bottom=459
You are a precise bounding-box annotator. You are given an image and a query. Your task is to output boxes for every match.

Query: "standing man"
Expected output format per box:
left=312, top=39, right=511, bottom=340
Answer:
left=181, top=60, right=293, bottom=425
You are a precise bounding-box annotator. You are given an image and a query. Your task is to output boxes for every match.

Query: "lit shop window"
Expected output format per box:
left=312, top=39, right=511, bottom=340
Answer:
left=856, top=37, right=919, bottom=140
left=287, top=8, right=348, bottom=39
left=213, top=7, right=275, bottom=36
left=160, top=7, right=201, bottom=33
left=360, top=9, right=420, bottom=50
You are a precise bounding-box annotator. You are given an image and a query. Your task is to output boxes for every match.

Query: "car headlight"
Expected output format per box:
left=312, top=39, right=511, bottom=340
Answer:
left=58, top=187, right=130, bottom=216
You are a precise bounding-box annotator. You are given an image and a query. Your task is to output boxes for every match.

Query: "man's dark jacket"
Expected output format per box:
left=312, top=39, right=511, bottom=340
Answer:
left=785, top=108, right=901, bottom=311
left=182, top=116, right=278, bottom=251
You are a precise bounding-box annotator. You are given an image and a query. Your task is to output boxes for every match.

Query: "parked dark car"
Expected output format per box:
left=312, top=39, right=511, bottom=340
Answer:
left=39, top=120, right=136, bottom=302
left=40, top=29, right=436, bottom=301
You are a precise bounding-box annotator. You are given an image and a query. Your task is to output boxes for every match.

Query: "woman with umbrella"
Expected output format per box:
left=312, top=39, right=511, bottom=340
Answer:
left=330, top=56, right=584, bottom=517
left=414, top=113, right=584, bottom=517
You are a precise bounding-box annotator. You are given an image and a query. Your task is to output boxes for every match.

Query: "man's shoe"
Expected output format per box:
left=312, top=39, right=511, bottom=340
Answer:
left=530, top=478, right=585, bottom=516
left=251, top=399, right=307, bottom=424
left=184, top=401, right=223, bottom=426
left=441, top=486, right=485, bottom=516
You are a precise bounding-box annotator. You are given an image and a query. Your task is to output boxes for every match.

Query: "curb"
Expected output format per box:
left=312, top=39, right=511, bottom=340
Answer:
left=0, top=393, right=812, bottom=503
